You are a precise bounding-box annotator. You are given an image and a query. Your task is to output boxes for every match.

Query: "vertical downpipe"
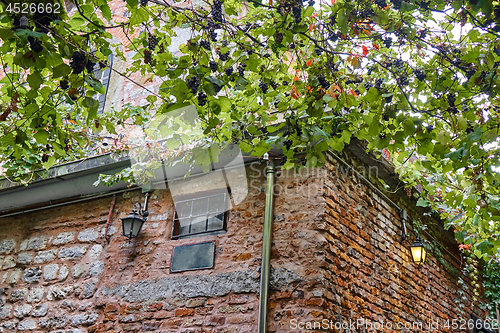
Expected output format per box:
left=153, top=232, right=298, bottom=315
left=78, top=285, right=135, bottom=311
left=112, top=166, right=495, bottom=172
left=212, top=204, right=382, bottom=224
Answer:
left=258, top=160, right=275, bottom=333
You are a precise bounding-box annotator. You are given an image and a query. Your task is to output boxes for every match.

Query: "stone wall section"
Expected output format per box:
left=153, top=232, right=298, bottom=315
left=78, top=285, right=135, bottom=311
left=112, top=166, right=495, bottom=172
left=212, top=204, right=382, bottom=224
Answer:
left=0, top=163, right=328, bottom=332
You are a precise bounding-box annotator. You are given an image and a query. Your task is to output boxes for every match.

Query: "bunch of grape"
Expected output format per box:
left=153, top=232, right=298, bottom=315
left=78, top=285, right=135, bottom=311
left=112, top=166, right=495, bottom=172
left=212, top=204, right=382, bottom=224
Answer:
left=200, top=40, right=211, bottom=50
left=217, top=50, right=229, bottom=61
left=70, top=51, right=86, bottom=74
left=447, top=93, right=456, bottom=106
left=148, top=34, right=158, bottom=51
left=317, top=75, right=330, bottom=89
left=144, top=50, right=152, bottom=64
left=140, top=0, right=148, bottom=6
left=225, top=66, right=233, bottom=76
left=259, top=82, right=268, bottom=93
left=86, top=60, right=96, bottom=73
left=414, top=69, right=426, bottom=81
left=60, top=80, right=69, bottom=90
left=237, top=63, right=246, bottom=76
left=198, top=91, right=207, bottom=106
left=314, top=48, right=323, bottom=55
left=212, top=0, right=223, bottom=24
left=375, top=0, right=387, bottom=7
left=283, top=140, right=292, bottom=150
left=187, top=76, right=201, bottom=93
left=390, top=0, right=402, bottom=9
left=28, top=36, right=43, bottom=53
left=292, top=6, right=301, bottom=23
left=382, top=37, right=392, bottom=48
left=398, top=76, right=409, bottom=86
left=210, top=61, right=218, bottom=72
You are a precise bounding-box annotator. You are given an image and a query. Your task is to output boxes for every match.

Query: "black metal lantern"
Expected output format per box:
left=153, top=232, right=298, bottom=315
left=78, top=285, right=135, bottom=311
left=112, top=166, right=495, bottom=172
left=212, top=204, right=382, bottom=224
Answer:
left=410, top=237, right=427, bottom=265
left=18, top=15, right=29, bottom=30
left=121, top=193, right=149, bottom=240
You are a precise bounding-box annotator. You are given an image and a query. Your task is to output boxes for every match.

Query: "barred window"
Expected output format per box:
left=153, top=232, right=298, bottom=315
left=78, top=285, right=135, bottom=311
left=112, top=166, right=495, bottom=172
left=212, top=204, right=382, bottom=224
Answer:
left=172, top=191, right=228, bottom=239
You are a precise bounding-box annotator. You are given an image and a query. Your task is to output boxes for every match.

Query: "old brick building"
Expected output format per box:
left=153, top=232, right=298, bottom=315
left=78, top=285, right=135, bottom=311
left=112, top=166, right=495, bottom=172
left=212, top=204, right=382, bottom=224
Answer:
left=0, top=137, right=483, bottom=332
left=0, top=1, right=485, bottom=332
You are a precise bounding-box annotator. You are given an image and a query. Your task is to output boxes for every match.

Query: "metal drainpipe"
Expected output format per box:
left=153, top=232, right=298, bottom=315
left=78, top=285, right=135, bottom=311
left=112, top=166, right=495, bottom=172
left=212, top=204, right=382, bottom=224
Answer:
left=258, top=159, right=275, bottom=333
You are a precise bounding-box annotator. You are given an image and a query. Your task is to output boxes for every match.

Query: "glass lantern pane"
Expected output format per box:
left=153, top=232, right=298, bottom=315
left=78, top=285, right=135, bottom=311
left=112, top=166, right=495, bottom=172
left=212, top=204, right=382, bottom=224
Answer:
left=122, top=218, right=133, bottom=237
left=411, top=246, right=423, bottom=264
left=131, top=218, right=144, bottom=237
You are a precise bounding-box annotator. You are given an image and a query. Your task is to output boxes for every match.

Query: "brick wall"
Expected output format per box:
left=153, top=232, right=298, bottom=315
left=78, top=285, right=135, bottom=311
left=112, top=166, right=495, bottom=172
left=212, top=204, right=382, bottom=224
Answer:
left=315, top=151, right=481, bottom=332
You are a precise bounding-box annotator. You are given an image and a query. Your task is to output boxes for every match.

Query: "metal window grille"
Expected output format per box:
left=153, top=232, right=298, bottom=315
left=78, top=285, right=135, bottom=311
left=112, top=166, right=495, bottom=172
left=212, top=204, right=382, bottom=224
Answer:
left=172, top=192, right=228, bottom=239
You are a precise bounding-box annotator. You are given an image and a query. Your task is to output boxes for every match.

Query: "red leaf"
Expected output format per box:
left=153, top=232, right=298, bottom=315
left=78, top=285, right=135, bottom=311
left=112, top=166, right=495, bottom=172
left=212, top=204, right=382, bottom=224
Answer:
left=362, top=45, right=369, bottom=57
left=372, top=43, right=379, bottom=50
left=306, top=59, right=313, bottom=66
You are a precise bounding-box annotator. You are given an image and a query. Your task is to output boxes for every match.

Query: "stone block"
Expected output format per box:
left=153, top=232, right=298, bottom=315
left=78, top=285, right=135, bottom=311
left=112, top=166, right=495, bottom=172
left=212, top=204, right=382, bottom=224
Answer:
left=17, top=318, right=37, bottom=330
left=10, top=288, right=27, bottom=302
left=27, top=287, right=44, bottom=303
left=228, top=294, right=249, bottom=304
left=0, top=239, right=15, bottom=254
left=22, top=267, right=42, bottom=283
left=0, top=304, right=12, bottom=318
left=13, top=304, right=32, bottom=318
left=186, top=298, right=205, bottom=308
left=17, top=253, right=32, bottom=265
left=89, top=244, right=103, bottom=259
left=34, top=249, right=57, bottom=263
left=52, top=232, right=75, bottom=245
left=38, top=314, right=68, bottom=329
left=77, top=228, right=100, bottom=243
left=2, top=256, right=16, bottom=269
left=58, top=265, right=69, bottom=281
left=82, top=280, right=97, bottom=298
left=27, top=237, right=46, bottom=250
left=8, top=268, right=22, bottom=285
left=43, top=264, right=59, bottom=280
left=89, top=261, right=104, bottom=277
left=58, top=246, right=87, bottom=259
left=47, top=286, right=73, bottom=301
left=32, top=303, right=48, bottom=317
left=69, top=312, right=98, bottom=326
left=72, top=264, right=87, bottom=278
left=2, top=320, right=18, bottom=329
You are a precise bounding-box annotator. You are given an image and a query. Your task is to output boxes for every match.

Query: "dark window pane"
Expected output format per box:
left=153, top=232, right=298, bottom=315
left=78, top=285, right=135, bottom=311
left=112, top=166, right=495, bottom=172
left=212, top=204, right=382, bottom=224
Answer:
left=207, top=213, right=224, bottom=231
left=190, top=216, right=207, bottom=234
left=176, top=218, right=191, bottom=236
left=170, top=241, right=215, bottom=272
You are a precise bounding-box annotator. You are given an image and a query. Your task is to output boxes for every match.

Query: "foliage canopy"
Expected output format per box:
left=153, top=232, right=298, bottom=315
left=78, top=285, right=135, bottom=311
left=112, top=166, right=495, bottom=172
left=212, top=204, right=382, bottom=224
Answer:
left=0, top=0, right=500, bottom=270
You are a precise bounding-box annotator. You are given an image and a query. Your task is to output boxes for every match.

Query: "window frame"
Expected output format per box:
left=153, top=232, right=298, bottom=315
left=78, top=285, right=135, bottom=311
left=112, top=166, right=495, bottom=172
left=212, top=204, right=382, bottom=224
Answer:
left=171, top=188, right=230, bottom=239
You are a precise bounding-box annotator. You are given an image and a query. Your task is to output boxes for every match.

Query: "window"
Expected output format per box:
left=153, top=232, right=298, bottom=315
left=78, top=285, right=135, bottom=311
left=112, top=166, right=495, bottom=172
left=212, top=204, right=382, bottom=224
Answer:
left=172, top=191, right=229, bottom=239
left=92, top=53, right=114, bottom=115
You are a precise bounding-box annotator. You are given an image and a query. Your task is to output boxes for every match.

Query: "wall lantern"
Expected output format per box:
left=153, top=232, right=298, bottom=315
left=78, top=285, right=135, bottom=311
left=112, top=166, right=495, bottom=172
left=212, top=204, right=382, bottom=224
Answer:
left=121, top=193, right=149, bottom=240
left=409, top=238, right=427, bottom=265
left=18, top=15, right=29, bottom=30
